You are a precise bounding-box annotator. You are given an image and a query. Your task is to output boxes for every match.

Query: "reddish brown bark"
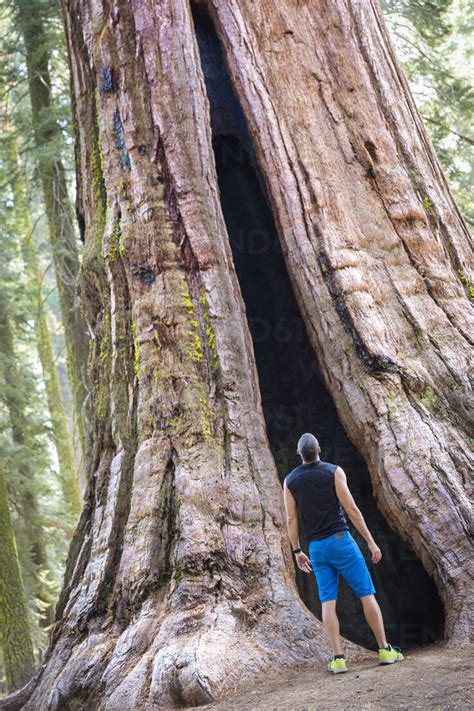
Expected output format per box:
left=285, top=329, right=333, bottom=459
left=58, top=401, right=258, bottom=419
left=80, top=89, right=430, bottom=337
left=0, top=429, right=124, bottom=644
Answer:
left=4, top=1, right=471, bottom=708
left=202, top=0, right=473, bottom=644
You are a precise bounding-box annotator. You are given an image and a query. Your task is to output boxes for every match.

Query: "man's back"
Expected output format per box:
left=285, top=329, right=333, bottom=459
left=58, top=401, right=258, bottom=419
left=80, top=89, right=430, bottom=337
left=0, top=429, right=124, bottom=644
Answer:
left=284, top=459, right=349, bottom=541
left=283, top=435, right=402, bottom=672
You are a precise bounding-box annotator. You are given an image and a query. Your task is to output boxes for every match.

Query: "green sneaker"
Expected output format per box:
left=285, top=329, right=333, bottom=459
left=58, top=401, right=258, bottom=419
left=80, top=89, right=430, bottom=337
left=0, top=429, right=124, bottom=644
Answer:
left=327, top=656, right=348, bottom=673
left=378, top=643, right=404, bottom=664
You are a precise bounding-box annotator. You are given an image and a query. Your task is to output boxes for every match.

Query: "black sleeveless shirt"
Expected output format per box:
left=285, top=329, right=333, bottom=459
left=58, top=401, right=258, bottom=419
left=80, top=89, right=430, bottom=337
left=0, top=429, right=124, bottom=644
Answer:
left=284, top=460, right=349, bottom=541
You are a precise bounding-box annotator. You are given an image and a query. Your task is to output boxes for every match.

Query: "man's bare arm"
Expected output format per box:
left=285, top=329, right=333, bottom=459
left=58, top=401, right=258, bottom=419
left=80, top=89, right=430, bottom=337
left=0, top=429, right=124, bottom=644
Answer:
left=283, top=482, right=312, bottom=573
left=283, top=482, right=301, bottom=551
left=334, top=467, right=380, bottom=562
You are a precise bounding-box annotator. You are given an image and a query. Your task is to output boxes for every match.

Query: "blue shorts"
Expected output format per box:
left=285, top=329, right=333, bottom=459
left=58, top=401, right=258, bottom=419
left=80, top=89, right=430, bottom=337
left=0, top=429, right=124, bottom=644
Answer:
left=308, top=530, right=376, bottom=603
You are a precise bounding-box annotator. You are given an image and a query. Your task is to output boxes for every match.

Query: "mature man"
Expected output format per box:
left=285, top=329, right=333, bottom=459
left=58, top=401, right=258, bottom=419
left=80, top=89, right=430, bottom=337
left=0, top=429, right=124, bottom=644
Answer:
left=283, top=432, right=404, bottom=674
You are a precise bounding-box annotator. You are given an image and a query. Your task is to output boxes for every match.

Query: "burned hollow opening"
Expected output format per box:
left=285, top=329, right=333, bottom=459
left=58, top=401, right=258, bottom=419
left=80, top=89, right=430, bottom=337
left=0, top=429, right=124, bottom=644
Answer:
left=193, top=7, right=444, bottom=650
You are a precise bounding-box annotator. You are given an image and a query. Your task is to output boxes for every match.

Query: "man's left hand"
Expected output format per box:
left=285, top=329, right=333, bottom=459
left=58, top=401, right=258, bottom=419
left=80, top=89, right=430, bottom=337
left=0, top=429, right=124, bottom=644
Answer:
left=295, top=551, right=312, bottom=573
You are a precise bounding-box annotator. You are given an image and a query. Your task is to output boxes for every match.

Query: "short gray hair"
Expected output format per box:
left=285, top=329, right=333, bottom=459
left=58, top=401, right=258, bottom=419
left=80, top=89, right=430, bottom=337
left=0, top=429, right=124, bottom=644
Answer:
left=297, top=433, right=319, bottom=461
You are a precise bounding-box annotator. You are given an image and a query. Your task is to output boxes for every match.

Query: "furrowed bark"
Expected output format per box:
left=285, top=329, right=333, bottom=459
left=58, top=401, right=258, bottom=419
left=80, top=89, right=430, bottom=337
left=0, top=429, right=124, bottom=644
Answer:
left=4, top=0, right=472, bottom=709
left=10, top=2, right=360, bottom=708
left=205, top=0, right=473, bottom=642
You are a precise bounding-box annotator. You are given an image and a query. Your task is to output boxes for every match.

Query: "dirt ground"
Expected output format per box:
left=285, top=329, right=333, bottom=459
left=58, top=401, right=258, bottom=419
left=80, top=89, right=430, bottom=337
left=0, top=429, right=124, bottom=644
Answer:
left=195, top=641, right=472, bottom=711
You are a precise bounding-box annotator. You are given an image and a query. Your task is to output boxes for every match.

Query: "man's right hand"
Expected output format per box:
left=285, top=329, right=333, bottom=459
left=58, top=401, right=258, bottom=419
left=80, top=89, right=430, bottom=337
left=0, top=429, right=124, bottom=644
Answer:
left=368, top=541, right=382, bottom=563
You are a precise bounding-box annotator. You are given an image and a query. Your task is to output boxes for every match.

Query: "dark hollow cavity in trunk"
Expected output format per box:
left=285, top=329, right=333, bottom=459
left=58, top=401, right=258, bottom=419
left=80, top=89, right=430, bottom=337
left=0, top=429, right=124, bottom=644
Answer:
left=193, top=7, right=444, bottom=651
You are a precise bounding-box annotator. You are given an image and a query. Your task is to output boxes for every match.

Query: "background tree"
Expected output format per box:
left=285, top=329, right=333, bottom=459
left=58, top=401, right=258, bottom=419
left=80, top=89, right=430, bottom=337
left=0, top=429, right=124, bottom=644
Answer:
left=12, top=0, right=91, bottom=461
left=382, top=0, right=474, bottom=223
left=0, top=5, right=77, bottom=686
left=0, top=277, right=55, bottom=630
left=1, top=87, right=81, bottom=520
left=0, top=461, right=35, bottom=693
left=0, top=147, right=71, bottom=693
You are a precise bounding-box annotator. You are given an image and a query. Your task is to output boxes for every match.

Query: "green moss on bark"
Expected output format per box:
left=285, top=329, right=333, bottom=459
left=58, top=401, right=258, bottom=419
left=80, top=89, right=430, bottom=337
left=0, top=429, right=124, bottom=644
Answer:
left=199, top=395, right=216, bottom=441
left=132, top=321, right=140, bottom=382
left=199, top=289, right=219, bottom=372
left=92, top=312, right=112, bottom=422
left=181, top=287, right=219, bottom=372
left=458, top=271, right=474, bottom=302
left=420, top=385, right=437, bottom=410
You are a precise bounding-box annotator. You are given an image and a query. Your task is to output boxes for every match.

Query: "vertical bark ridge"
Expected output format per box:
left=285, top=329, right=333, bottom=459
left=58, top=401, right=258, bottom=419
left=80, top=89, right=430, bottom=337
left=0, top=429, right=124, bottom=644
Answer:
left=366, top=0, right=471, bottom=254
left=205, top=0, right=472, bottom=644
left=15, top=1, right=365, bottom=708
left=346, top=0, right=472, bottom=345
left=8, top=1, right=472, bottom=708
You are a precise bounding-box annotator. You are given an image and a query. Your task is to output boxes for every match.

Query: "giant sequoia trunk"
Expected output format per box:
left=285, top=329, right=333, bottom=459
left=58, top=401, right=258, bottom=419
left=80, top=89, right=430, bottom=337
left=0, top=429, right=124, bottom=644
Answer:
left=7, top=0, right=472, bottom=708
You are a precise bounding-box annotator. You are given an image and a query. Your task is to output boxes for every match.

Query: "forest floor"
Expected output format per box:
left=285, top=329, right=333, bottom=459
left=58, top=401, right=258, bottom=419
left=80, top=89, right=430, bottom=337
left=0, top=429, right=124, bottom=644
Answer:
left=196, top=640, right=472, bottom=711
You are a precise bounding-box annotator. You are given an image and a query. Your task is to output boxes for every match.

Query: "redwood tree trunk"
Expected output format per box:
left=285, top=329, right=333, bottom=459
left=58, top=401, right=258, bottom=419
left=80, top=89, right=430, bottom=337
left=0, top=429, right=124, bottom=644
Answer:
left=8, top=0, right=472, bottom=708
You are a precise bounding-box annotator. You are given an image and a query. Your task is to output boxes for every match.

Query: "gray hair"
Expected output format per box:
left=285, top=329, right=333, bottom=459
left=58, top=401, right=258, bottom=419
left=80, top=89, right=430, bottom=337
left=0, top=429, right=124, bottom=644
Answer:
left=297, top=433, right=320, bottom=462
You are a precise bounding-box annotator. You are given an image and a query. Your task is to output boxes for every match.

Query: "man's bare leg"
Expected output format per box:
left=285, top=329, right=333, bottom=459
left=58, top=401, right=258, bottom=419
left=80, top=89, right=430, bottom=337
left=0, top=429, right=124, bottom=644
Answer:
left=360, top=594, right=388, bottom=648
left=321, top=600, right=344, bottom=655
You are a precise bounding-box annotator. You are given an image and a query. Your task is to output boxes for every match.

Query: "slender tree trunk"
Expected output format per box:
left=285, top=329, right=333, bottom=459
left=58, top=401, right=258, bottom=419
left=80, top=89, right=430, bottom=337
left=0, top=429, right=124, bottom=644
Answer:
left=0, top=464, right=36, bottom=692
left=7, top=0, right=472, bottom=708
left=30, top=295, right=82, bottom=521
left=1, top=90, right=82, bottom=520
left=15, top=0, right=91, bottom=459
left=0, top=292, right=54, bottom=629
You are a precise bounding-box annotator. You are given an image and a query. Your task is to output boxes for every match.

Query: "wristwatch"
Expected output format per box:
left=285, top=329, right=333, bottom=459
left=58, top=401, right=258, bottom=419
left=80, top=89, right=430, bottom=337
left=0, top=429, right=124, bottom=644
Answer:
left=292, top=547, right=302, bottom=554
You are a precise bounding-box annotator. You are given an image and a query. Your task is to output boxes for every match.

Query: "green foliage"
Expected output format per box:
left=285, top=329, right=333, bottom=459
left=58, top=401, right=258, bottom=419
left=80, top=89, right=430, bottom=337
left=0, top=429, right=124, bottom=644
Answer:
left=1, top=0, right=76, bottom=195
left=0, top=0, right=78, bottom=675
left=0, top=464, right=35, bottom=691
left=0, top=290, right=66, bottom=663
left=381, top=0, right=474, bottom=224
